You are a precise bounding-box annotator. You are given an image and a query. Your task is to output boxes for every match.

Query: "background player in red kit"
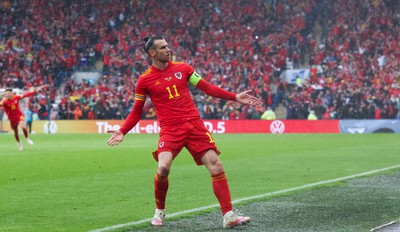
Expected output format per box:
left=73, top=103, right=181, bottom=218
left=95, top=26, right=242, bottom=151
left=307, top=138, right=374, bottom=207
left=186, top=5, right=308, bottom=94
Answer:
left=0, top=86, right=46, bottom=151
left=107, top=36, right=262, bottom=228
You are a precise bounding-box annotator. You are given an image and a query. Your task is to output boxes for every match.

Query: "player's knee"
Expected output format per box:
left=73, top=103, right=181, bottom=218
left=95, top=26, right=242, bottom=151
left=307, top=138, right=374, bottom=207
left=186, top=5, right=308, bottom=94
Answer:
left=157, top=164, right=171, bottom=176
left=213, top=160, right=224, bottom=173
left=208, top=158, right=224, bottom=175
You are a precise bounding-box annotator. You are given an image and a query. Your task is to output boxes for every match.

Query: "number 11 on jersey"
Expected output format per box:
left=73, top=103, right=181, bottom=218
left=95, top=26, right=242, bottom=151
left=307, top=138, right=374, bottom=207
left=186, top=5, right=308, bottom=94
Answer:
left=166, top=85, right=180, bottom=99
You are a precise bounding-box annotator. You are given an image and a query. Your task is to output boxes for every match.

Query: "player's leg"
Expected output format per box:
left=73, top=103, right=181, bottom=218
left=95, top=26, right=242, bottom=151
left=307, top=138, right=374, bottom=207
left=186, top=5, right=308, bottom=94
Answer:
left=151, top=124, right=186, bottom=225
left=19, top=120, right=28, bottom=138
left=11, top=122, right=23, bottom=151
left=201, top=150, right=251, bottom=228
left=185, top=119, right=235, bottom=217
left=155, top=151, right=173, bottom=209
left=151, top=151, right=173, bottom=226
left=19, top=120, right=33, bottom=145
left=201, top=150, right=232, bottom=214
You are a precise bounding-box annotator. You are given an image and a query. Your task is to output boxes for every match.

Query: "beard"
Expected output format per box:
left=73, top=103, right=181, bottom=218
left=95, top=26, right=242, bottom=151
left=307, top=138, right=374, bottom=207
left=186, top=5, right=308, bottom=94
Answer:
left=155, top=52, right=170, bottom=63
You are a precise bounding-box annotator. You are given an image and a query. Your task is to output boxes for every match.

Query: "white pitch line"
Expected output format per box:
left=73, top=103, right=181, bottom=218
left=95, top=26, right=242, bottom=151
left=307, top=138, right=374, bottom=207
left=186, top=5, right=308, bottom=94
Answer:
left=370, top=221, right=397, bottom=231
left=89, top=164, right=400, bottom=232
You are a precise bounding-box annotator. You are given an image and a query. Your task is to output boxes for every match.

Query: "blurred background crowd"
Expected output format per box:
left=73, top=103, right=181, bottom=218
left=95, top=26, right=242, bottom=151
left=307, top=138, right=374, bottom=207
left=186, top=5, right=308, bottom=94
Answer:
left=0, top=0, right=399, bottom=121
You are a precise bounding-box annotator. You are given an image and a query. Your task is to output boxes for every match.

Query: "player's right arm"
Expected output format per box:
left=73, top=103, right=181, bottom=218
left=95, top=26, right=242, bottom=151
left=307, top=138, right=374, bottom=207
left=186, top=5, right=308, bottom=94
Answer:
left=107, top=73, right=149, bottom=146
left=107, top=93, right=146, bottom=146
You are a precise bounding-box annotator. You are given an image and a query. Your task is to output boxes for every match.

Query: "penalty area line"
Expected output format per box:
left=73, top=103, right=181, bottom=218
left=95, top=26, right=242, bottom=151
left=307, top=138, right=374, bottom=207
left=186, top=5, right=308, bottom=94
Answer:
left=89, top=164, right=400, bottom=232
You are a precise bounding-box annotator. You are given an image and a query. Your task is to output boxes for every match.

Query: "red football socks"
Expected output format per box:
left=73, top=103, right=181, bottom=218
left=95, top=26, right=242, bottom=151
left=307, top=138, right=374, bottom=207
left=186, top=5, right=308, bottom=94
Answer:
left=154, top=171, right=233, bottom=214
left=211, top=172, right=233, bottom=215
left=154, top=172, right=169, bottom=210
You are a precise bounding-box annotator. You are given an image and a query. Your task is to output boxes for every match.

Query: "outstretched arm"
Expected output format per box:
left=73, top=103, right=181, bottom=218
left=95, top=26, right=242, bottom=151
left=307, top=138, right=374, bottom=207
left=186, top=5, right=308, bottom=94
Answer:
left=35, top=85, right=49, bottom=92
left=22, top=84, right=49, bottom=98
left=195, top=79, right=262, bottom=106
left=235, top=90, right=263, bottom=105
left=107, top=130, right=124, bottom=146
left=107, top=99, right=145, bottom=146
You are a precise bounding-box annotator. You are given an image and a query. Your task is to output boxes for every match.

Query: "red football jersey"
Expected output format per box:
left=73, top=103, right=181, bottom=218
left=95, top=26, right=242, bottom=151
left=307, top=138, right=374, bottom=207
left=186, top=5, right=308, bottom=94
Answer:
left=135, top=61, right=200, bottom=127
left=1, top=91, right=35, bottom=122
left=2, top=95, right=24, bottom=121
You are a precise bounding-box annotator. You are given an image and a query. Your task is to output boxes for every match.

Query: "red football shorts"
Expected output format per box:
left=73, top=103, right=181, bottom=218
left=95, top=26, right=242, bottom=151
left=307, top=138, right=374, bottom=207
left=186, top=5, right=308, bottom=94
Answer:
left=9, top=115, right=24, bottom=129
left=152, top=118, right=220, bottom=165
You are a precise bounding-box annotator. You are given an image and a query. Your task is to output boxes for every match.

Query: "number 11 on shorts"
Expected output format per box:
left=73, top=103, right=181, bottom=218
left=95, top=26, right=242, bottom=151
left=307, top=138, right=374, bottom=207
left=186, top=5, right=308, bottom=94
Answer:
left=206, top=132, right=214, bottom=143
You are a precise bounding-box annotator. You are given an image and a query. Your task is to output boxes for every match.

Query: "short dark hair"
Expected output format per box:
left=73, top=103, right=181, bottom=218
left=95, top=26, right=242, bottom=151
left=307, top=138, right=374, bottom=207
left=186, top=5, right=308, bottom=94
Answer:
left=143, top=35, right=164, bottom=54
left=5, top=88, right=12, bottom=92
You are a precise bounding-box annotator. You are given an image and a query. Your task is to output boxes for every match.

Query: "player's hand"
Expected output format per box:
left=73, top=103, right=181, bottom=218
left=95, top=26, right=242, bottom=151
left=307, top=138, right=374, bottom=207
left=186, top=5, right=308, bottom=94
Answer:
left=107, top=130, right=124, bottom=146
left=236, top=90, right=262, bottom=106
left=36, top=84, right=49, bottom=92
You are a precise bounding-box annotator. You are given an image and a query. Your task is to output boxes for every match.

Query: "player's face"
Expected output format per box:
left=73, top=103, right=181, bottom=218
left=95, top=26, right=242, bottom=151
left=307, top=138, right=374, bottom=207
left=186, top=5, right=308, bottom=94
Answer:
left=4, top=91, right=12, bottom=99
left=152, top=39, right=171, bottom=63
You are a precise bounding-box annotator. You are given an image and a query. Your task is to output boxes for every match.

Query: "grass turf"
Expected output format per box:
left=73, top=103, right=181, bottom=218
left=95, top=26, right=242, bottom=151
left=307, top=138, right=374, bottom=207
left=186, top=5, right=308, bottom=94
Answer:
left=137, top=171, right=400, bottom=232
left=0, top=133, right=399, bottom=231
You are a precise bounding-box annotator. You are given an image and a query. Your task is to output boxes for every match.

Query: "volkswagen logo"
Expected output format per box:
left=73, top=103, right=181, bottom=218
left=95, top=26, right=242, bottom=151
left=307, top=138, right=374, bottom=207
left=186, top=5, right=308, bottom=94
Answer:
left=43, top=121, right=58, bottom=134
left=270, top=120, right=285, bottom=134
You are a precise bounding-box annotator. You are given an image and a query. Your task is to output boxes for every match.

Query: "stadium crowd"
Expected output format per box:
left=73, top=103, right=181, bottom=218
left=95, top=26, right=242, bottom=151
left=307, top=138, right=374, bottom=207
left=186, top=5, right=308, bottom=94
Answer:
left=0, top=0, right=399, bottom=121
left=286, top=0, right=400, bottom=120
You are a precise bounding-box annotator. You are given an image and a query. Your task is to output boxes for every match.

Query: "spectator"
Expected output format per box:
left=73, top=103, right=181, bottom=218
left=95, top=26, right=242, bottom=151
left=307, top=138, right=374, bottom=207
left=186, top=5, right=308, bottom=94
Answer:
left=2, top=0, right=398, bottom=121
left=73, top=105, right=83, bottom=120
left=307, top=110, right=317, bottom=120
left=261, top=107, right=276, bottom=120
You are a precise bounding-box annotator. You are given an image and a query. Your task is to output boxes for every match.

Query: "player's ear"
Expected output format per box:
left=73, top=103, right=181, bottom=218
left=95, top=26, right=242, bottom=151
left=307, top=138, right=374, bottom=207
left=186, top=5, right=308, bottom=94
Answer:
left=148, top=49, right=156, bottom=57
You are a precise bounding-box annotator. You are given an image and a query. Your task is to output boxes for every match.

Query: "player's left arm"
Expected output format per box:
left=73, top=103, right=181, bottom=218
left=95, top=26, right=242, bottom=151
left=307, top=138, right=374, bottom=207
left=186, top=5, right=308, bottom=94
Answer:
left=189, top=71, right=262, bottom=106
left=21, top=91, right=36, bottom=98
left=22, top=85, right=49, bottom=98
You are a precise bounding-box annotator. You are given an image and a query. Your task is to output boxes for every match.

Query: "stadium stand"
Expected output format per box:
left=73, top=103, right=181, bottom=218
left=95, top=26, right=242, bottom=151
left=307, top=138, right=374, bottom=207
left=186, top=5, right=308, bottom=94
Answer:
left=0, top=0, right=399, bottom=120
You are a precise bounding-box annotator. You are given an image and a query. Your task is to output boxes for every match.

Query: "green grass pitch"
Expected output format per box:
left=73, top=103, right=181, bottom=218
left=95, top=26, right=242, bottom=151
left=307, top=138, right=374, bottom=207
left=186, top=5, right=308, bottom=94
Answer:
left=1, top=133, right=400, bottom=232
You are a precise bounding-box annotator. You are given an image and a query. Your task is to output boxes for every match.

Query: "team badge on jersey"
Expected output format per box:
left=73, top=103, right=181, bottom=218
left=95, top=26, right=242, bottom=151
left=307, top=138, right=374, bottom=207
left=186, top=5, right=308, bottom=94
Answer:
left=174, top=72, right=182, bottom=80
left=159, top=142, right=164, bottom=148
